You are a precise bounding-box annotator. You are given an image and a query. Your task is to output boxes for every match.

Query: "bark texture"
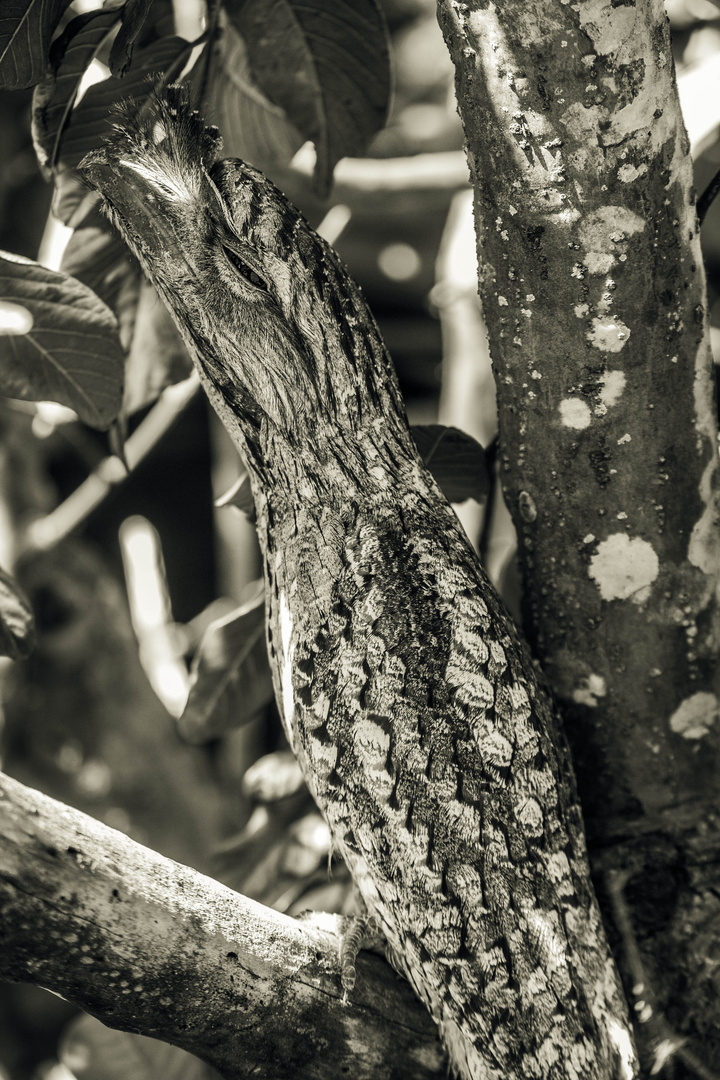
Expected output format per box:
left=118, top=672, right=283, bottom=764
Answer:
left=0, top=772, right=445, bottom=1080
left=81, top=91, right=638, bottom=1080
left=437, top=0, right=720, bottom=1070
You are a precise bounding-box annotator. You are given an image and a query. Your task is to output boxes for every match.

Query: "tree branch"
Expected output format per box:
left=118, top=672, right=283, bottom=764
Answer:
left=0, top=772, right=444, bottom=1080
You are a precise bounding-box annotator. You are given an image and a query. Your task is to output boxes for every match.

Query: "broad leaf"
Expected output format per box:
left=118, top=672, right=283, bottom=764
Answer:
left=199, top=22, right=304, bottom=170
left=178, top=585, right=274, bottom=744
left=411, top=424, right=489, bottom=505
left=61, top=202, right=140, bottom=345
left=32, top=6, right=122, bottom=177
left=225, top=0, right=391, bottom=196
left=52, top=170, right=98, bottom=228
left=61, top=1013, right=220, bottom=1080
left=0, top=250, right=124, bottom=429
left=54, top=34, right=194, bottom=171
left=108, top=0, right=154, bottom=76
left=0, top=567, right=35, bottom=660
left=48, top=34, right=194, bottom=224
left=122, top=280, right=192, bottom=412
left=62, top=206, right=192, bottom=413
left=0, top=0, right=71, bottom=90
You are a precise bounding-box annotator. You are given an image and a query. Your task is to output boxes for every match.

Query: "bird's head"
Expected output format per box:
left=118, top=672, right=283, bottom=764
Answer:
left=80, top=87, right=410, bottom=486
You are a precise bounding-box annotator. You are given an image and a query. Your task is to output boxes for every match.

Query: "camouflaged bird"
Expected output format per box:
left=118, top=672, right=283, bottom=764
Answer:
left=81, top=88, right=638, bottom=1080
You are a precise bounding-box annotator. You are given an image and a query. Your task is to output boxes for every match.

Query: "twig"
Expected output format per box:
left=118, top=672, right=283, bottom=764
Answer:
left=23, top=373, right=200, bottom=553
left=119, top=515, right=190, bottom=717
left=697, top=167, right=720, bottom=225
left=606, top=870, right=719, bottom=1080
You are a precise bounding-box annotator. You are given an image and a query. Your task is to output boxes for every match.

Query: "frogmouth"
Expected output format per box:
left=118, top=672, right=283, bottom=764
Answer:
left=81, top=88, right=638, bottom=1080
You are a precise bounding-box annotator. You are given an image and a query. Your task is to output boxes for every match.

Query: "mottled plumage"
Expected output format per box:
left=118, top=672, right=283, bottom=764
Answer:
left=81, top=88, right=637, bottom=1080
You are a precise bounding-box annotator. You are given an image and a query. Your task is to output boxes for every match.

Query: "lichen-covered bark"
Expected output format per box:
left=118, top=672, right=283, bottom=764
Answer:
left=0, top=772, right=445, bottom=1080
left=437, top=0, right=720, bottom=1067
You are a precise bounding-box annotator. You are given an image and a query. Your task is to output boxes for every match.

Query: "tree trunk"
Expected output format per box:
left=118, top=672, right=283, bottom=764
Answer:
left=437, top=0, right=720, bottom=1070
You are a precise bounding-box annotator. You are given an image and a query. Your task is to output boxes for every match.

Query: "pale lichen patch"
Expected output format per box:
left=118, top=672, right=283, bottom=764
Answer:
left=572, top=673, right=607, bottom=707
left=669, top=691, right=719, bottom=739
left=588, top=317, right=631, bottom=352
left=578, top=206, right=645, bottom=250
left=576, top=4, right=640, bottom=57
left=559, top=398, right=592, bottom=429
left=598, top=370, right=626, bottom=408
left=618, top=163, right=648, bottom=183
left=585, top=251, right=615, bottom=275
left=589, top=534, right=659, bottom=603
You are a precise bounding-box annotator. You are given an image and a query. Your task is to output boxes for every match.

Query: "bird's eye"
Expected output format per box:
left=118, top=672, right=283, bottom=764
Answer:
left=222, top=245, right=268, bottom=291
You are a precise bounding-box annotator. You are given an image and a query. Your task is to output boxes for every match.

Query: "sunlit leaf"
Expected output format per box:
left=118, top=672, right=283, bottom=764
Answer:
left=225, top=0, right=391, bottom=196
left=178, top=585, right=274, bottom=744
left=61, top=1013, right=220, bottom=1080
left=411, top=424, right=489, bottom=505
left=0, top=567, right=35, bottom=661
left=241, top=750, right=304, bottom=803
left=199, top=22, right=304, bottom=169
left=0, top=0, right=72, bottom=90
left=32, top=6, right=122, bottom=177
left=0, top=250, right=124, bottom=429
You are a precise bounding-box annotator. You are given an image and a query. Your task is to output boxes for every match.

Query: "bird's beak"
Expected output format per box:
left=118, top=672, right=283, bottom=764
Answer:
left=79, top=148, right=199, bottom=274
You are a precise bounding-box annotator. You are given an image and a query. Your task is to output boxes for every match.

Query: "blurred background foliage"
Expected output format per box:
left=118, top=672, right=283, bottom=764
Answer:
left=1, top=0, right=720, bottom=1076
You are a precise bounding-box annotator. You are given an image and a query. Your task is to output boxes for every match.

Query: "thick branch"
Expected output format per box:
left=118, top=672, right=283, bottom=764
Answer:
left=0, top=772, right=444, bottom=1080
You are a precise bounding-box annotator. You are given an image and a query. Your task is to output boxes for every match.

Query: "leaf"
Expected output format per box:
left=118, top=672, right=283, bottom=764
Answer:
left=32, top=6, right=122, bottom=177
left=0, top=567, right=35, bottom=660
left=225, top=0, right=391, bottom=196
left=411, top=424, right=489, bottom=505
left=60, top=201, right=141, bottom=345
left=60, top=1013, right=221, bottom=1080
left=0, top=0, right=72, bottom=91
left=62, top=207, right=192, bottom=412
left=47, top=33, right=194, bottom=224
left=198, top=21, right=304, bottom=170
left=108, top=0, right=154, bottom=76
left=55, top=34, right=194, bottom=172
left=122, top=280, right=192, bottom=412
left=52, top=170, right=98, bottom=228
left=178, top=585, right=274, bottom=744
left=241, top=750, right=305, bottom=803
left=0, top=250, right=124, bottom=429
